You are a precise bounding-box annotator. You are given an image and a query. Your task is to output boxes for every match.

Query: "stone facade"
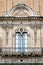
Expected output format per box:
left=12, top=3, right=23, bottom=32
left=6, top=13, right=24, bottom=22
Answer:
left=0, top=0, right=43, bottom=63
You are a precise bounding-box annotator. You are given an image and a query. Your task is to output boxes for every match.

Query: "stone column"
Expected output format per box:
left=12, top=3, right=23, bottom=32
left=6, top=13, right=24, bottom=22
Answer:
left=8, top=27, right=13, bottom=47
left=41, top=27, right=43, bottom=47
left=34, top=26, right=37, bottom=47
left=36, top=27, right=41, bottom=53
left=0, top=27, right=4, bottom=47
left=37, top=28, right=41, bottom=47
left=31, top=27, right=35, bottom=47
left=2, top=27, right=7, bottom=47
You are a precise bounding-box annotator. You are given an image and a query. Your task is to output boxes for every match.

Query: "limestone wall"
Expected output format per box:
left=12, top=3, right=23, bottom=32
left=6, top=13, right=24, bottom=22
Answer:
left=0, top=57, right=43, bottom=63
left=0, top=26, right=43, bottom=48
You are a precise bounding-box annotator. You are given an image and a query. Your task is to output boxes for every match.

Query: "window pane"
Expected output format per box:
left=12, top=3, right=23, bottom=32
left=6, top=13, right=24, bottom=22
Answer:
left=16, top=44, right=18, bottom=47
left=23, top=34, right=27, bottom=39
left=16, top=34, right=20, bottom=39
left=25, top=44, right=27, bottom=47
left=16, top=40, right=18, bottom=43
left=25, top=40, right=27, bottom=43
left=25, top=36, right=27, bottom=39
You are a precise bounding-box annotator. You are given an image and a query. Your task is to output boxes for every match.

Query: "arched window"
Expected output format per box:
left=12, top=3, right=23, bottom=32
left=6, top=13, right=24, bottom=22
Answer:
left=15, top=32, right=21, bottom=52
left=22, top=32, right=28, bottom=52
left=15, top=32, right=28, bottom=53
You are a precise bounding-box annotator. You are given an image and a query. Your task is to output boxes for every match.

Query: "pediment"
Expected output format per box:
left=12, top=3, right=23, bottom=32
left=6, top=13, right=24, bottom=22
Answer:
left=4, top=3, right=39, bottom=17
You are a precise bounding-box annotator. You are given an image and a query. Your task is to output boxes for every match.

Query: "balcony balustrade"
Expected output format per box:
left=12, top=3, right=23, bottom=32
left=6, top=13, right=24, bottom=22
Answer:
left=0, top=47, right=42, bottom=56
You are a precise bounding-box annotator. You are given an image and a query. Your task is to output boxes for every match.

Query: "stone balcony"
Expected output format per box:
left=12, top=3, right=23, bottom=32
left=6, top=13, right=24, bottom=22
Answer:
left=0, top=47, right=42, bottom=57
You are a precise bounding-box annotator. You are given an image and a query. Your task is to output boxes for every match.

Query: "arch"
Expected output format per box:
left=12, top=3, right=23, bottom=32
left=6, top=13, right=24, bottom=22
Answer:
left=4, top=3, right=39, bottom=16
left=14, top=27, right=30, bottom=35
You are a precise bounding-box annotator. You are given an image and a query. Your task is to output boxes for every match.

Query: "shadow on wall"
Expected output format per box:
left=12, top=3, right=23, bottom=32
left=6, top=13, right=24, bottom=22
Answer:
left=0, top=38, right=2, bottom=53
left=41, top=48, right=43, bottom=53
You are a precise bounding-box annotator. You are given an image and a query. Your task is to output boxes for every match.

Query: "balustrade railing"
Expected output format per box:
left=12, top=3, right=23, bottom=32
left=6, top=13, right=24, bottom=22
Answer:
left=0, top=47, right=42, bottom=55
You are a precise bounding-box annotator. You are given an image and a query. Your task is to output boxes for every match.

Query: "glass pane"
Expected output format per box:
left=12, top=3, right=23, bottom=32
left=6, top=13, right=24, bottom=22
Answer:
left=16, top=34, right=20, bottom=39
left=25, top=40, right=27, bottom=43
left=23, top=34, right=27, bottom=39
left=16, top=36, right=18, bottom=39
left=16, top=40, right=18, bottom=43
left=25, top=35, right=27, bottom=39
left=25, top=44, right=27, bottom=47
left=16, top=44, right=18, bottom=47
